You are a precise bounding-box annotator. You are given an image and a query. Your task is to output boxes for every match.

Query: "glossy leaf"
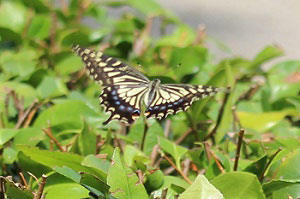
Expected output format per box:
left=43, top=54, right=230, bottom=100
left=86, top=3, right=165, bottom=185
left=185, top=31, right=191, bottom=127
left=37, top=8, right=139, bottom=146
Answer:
left=211, top=172, right=265, bottom=199
left=179, top=175, right=223, bottom=199
left=107, top=148, right=148, bottom=199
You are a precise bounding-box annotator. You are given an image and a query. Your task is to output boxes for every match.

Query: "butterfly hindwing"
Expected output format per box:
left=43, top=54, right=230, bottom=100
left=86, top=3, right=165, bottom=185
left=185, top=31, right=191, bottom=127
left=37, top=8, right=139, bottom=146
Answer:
left=100, top=85, right=149, bottom=125
left=145, top=84, right=225, bottom=120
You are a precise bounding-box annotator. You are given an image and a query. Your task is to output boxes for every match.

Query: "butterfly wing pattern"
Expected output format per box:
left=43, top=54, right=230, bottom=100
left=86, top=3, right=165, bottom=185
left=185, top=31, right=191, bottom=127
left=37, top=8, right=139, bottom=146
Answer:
left=73, top=45, right=229, bottom=125
left=73, top=45, right=150, bottom=125
left=144, top=84, right=226, bottom=120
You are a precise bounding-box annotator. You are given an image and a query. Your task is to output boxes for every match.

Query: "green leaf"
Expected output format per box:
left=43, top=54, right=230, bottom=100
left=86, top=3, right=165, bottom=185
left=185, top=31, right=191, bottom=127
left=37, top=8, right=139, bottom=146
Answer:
left=33, top=100, right=100, bottom=129
left=81, top=155, right=110, bottom=177
left=54, top=54, right=82, bottom=75
left=237, top=109, right=298, bottom=132
left=124, top=145, right=149, bottom=168
left=0, top=1, right=27, bottom=33
left=3, top=147, right=18, bottom=164
left=145, top=170, right=164, bottom=192
left=78, top=120, right=96, bottom=156
left=127, top=0, right=178, bottom=21
left=80, top=173, right=110, bottom=197
left=169, top=46, right=208, bottom=80
left=211, top=172, right=265, bottom=199
left=0, top=176, right=33, bottom=199
left=18, top=145, right=106, bottom=181
left=179, top=175, right=223, bottom=199
left=107, top=148, right=148, bottom=199
left=37, top=76, right=68, bottom=99
left=27, top=14, right=51, bottom=40
left=273, top=149, right=300, bottom=180
left=0, top=129, right=18, bottom=147
left=13, top=127, right=45, bottom=147
left=143, top=121, right=164, bottom=155
left=251, top=45, right=283, bottom=69
left=244, top=155, right=268, bottom=178
left=158, top=137, right=188, bottom=170
left=0, top=27, right=21, bottom=44
left=263, top=179, right=300, bottom=195
left=268, top=61, right=300, bottom=102
left=156, top=25, right=196, bottom=47
left=53, top=166, right=81, bottom=183
left=44, top=183, right=90, bottom=199
left=0, top=48, right=38, bottom=79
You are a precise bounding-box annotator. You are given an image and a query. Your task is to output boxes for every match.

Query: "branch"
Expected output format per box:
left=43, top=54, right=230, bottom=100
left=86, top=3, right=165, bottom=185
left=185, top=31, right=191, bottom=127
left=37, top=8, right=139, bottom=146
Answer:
left=141, top=122, right=149, bottom=151
left=18, top=172, right=28, bottom=188
left=204, top=90, right=230, bottom=141
left=175, top=128, right=192, bottom=144
left=34, top=174, right=47, bottom=199
left=162, top=154, right=192, bottom=184
left=210, top=150, right=225, bottom=173
left=42, top=127, right=65, bottom=152
left=15, top=100, right=38, bottom=129
left=259, top=147, right=282, bottom=182
left=233, top=129, right=245, bottom=171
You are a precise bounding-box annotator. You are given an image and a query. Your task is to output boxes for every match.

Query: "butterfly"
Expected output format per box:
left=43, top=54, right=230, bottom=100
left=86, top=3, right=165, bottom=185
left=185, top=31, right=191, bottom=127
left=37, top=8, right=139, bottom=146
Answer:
left=73, top=45, right=229, bottom=125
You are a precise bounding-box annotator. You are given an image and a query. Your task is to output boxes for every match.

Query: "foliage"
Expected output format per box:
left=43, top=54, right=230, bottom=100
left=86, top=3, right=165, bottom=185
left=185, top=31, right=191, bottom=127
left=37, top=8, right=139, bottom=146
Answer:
left=0, top=0, right=299, bottom=198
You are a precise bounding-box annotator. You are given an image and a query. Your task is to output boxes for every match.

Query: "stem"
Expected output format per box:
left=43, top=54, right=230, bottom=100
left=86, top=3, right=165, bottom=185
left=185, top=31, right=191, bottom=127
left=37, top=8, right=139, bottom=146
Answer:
left=259, top=147, right=282, bottom=182
left=140, top=122, right=148, bottom=151
left=233, top=129, right=245, bottom=171
left=34, top=174, right=47, bottom=199
left=204, top=90, right=230, bottom=141
left=163, top=154, right=192, bottom=185
left=42, top=127, right=65, bottom=152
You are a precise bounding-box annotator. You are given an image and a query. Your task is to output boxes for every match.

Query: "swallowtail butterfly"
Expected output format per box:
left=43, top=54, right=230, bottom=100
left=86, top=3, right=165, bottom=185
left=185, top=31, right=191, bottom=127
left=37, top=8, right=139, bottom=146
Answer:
left=73, top=45, right=229, bottom=125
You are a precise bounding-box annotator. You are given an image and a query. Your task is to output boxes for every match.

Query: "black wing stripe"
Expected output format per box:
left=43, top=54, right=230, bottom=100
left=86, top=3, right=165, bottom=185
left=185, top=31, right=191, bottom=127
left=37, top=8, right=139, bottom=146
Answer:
left=145, top=85, right=227, bottom=120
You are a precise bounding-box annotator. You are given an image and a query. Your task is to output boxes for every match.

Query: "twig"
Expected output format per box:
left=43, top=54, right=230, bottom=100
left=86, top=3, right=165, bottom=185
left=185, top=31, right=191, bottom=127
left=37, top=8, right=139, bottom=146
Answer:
left=42, top=127, right=65, bottom=152
left=162, top=154, right=192, bottom=184
left=233, top=129, right=245, bottom=171
left=204, top=90, right=230, bottom=141
left=113, top=134, right=124, bottom=153
left=135, top=170, right=144, bottom=185
left=140, top=122, right=148, bottom=151
left=23, top=104, right=40, bottom=128
left=182, top=159, right=191, bottom=176
left=232, top=106, right=242, bottom=132
left=15, top=100, right=38, bottom=129
left=203, top=142, right=211, bottom=162
left=164, top=119, right=171, bottom=138
left=259, top=147, right=282, bottom=182
left=27, top=172, right=39, bottom=185
left=18, top=172, right=28, bottom=188
left=209, top=150, right=225, bottom=174
left=175, top=128, right=192, bottom=144
left=237, top=84, right=261, bottom=103
left=133, top=16, right=153, bottom=56
left=50, top=10, right=57, bottom=53
left=0, top=177, right=5, bottom=198
left=193, top=24, right=206, bottom=45
left=34, top=174, right=47, bottom=199
left=77, top=0, right=91, bottom=23
left=150, top=145, right=160, bottom=166
left=161, top=189, right=167, bottom=199
left=0, top=112, right=4, bottom=128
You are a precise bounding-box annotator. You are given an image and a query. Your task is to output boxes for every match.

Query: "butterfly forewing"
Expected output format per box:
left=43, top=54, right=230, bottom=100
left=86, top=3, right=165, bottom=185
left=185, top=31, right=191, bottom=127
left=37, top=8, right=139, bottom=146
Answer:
left=72, top=45, right=149, bottom=86
left=145, top=84, right=226, bottom=120
left=73, top=45, right=150, bottom=125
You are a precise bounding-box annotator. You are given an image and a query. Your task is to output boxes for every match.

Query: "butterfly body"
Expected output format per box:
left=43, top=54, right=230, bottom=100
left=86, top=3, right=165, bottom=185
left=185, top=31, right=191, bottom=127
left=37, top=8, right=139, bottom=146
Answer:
left=73, top=45, right=228, bottom=125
